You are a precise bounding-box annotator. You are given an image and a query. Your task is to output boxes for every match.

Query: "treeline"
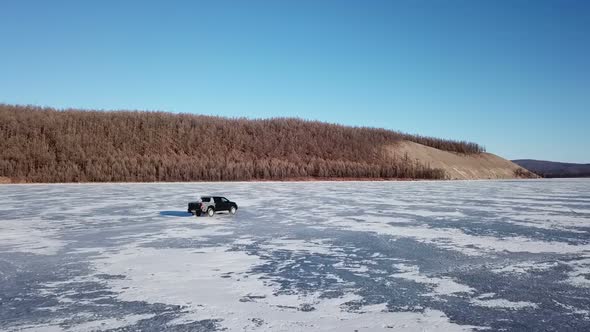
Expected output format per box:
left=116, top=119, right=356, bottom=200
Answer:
left=0, top=104, right=485, bottom=183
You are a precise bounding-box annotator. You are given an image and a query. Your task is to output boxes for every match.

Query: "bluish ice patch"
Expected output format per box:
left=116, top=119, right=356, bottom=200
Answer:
left=159, top=211, right=193, bottom=217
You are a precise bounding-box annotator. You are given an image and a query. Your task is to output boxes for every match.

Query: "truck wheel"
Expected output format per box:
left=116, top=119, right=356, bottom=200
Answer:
left=195, top=211, right=202, bottom=217
left=207, top=208, right=215, bottom=217
left=229, top=207, right=237, bottom=215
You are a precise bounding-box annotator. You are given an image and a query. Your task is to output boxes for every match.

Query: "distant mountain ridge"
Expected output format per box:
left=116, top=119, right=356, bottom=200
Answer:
left=513, top=159, right=590, bottom=178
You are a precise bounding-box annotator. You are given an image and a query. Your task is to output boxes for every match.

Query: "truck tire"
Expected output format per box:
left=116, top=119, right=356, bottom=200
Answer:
left=207, top=207, right=215, bottom=217
left=229, top=206, right=237, bottom=215
left=195, top=210, right=202, bottom=217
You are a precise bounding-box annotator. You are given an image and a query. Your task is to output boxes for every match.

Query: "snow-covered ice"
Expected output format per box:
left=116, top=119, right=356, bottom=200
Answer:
left=1, top=179, right=590, bottom=331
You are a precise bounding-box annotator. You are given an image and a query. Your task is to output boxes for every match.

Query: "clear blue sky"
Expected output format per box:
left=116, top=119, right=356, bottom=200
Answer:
left=1, top=1, right=588, bottom=163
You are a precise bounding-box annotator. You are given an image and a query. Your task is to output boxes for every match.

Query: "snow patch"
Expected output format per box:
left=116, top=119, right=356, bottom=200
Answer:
left=492, top=261, right=559, bottom=275
left=0, top=219, right=66, bottom=255
left=258, top=238, right=334, bottom=255
left=563, top=256, right=590, bottom=288
left=471, top=298, right=538, bottom=310
left=392, top=264, right=474, bottom=296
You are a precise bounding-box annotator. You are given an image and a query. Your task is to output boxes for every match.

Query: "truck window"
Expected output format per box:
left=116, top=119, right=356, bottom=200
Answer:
left=201, top=197, right=211, bottom=202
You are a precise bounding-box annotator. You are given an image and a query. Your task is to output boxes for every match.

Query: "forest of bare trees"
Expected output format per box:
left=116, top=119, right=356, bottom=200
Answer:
left=0, top=104, right=486, bottom=183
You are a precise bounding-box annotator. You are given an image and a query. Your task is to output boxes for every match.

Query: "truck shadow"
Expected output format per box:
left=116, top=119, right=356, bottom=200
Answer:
left=159, top=211, right=193, bottom=217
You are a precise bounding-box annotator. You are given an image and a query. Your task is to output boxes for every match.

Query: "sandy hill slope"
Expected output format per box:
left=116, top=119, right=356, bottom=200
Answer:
left=385, top=141, right=537, bottom=180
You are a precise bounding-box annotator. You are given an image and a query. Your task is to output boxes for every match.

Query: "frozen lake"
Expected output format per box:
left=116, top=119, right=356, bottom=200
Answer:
left=1, top=179, right=590, bottom=331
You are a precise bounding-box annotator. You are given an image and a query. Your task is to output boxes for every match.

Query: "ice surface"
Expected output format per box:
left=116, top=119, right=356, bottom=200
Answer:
left=1, top=179, right=590, bottom=331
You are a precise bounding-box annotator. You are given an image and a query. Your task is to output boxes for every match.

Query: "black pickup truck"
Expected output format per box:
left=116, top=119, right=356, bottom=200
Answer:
left=188, top=196, right=238, bottom=217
